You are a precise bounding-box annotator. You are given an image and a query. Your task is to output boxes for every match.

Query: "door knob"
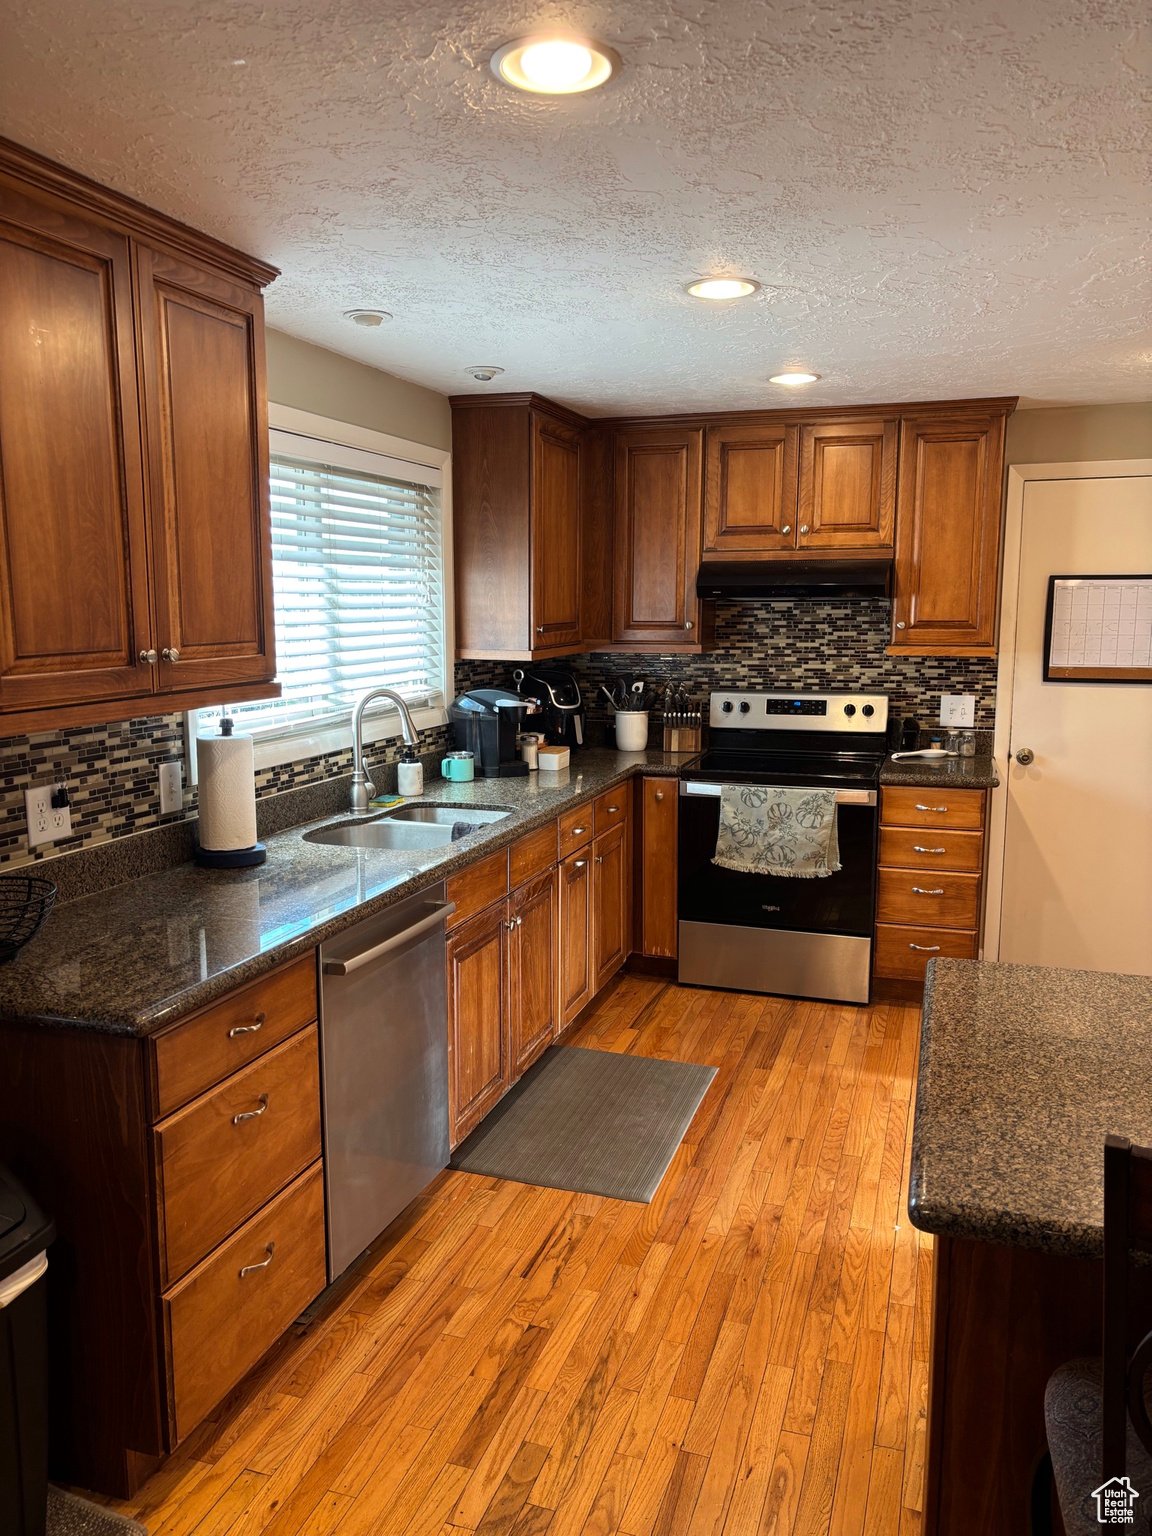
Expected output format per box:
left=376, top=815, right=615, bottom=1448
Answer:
left=781, top=525, right=791, bottom=535
left=1015, top=747, right=1035, bottom=766
left=138, top=649, right=158, bottom=665
left=162, top=647, right=180, bottom=662
left=799, top=524, right=810, bottom=534
left=683, top=620, right=694, bottom=630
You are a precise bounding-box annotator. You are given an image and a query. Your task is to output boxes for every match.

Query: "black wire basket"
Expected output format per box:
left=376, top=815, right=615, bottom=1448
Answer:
left=0, top=875, right=57, bottom=962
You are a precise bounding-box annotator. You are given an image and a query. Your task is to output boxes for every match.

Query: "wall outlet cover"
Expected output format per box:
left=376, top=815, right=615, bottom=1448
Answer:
left=939, top=694, right=976, bottom=728
left=25, top=784, right=72, bottom=847
left=159, top=760, right=183, bottom=816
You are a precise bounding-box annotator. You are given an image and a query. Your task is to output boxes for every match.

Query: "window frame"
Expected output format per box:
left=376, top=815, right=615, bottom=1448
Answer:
left=186, top=403, right=454, bottom=779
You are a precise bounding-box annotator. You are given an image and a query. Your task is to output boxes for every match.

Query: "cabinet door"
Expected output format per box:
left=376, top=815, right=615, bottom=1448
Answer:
left=703, top=422, right=799, bottom=554
left=136, top=247, right=275, bottom=693
left=797, top=418, right=896, bottom=550
left=0, top=185, right=153, bottom=716
left=530, top=413, right=582, bottom=649
left=890, top=412, right=1006, bottom=655
left=559, top=848, right=594, bottom=1026
left=592, top=821, right=629, bottom=991
left=446, top=901, right=510, bottom=1145
left=509, top=867, right=559, bottom=1080
left=639, top=777, right=678, bottom=958
left=613, top=427, right=704, bottom=645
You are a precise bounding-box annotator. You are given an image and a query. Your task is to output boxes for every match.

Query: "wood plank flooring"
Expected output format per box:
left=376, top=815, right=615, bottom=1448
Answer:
left=113, top=977, right=930, bottom=1536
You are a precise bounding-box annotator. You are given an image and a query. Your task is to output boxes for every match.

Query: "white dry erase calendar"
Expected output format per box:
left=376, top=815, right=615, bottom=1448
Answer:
left=1044, top=575, right=1152, bottom=682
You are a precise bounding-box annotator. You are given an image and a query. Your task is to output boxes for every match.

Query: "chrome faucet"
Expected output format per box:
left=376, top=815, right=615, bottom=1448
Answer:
left=350, top=687, right=420, bottom=813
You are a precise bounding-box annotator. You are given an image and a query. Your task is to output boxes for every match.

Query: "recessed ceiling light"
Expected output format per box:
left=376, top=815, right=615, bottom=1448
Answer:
left=465, top=365, right=505, bottom=382
left=769, top=371, right=821, bottom=385
left=344, top=309, right=392, bottom=327
left=492, top=34, right=619, bottom=95
left=685, top=278, right=760, bottom=301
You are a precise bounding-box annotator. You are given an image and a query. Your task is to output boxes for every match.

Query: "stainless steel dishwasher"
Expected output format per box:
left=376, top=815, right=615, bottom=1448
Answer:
left=318, top=883, right=454, bottom=1282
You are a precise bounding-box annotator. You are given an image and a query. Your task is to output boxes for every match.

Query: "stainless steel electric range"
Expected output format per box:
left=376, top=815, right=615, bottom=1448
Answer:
left=678, top=690, right=889, bottom=1005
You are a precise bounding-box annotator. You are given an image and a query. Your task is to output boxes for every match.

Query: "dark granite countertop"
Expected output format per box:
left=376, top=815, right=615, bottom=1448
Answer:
left=880, top=753, right=1000, bottom=789
left=0, top=750, right=693, bottom=1038
left=908, top=958, right=1152, bottom=1258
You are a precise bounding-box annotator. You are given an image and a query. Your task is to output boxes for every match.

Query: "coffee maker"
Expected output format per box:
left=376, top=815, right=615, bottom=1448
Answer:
left=512, top=668, right=586, bottom=751
left=448, top=689, right=539, bottom=777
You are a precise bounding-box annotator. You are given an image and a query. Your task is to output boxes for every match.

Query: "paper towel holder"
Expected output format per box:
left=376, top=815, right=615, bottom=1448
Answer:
left=194, top=717, right=267, bottom=870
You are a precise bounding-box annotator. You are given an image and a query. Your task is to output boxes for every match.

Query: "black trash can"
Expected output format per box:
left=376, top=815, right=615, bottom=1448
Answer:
left=0, top=1166, right=55, bottom=1536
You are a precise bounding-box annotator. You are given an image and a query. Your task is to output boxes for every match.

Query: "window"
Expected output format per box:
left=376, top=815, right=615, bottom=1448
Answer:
left=190, top=414, right=450, bottom=770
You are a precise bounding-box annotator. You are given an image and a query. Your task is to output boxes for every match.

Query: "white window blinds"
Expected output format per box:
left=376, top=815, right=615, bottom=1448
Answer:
left=207, top=436, right=446, bottom=735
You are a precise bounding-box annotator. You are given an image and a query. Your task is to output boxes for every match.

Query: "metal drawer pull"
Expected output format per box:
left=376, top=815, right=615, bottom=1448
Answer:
left=571, top=826, right=587, bottom=835
left=914, top=804, right=947, bottom=812
left=606, top=805, right=619, bottom=813
left=239, top=1242, right=275, bottom=1278
left=574, top=859, right=588, bottom=868
left=908, top=943, right=941, bottom=953
left=228, top=1012, right=265, bottom=1038
left=232, top=1094, right=269, bottom=1124
left=912, top=887, right=944, bottom=896
left=912, top=847, right=946, bottom=855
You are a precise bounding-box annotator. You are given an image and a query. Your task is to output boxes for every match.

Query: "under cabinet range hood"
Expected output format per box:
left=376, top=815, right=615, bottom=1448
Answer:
left=696, top=559, right=892, bottom=601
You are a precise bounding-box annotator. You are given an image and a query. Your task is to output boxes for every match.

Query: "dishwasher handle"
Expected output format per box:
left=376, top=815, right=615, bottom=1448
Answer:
left=322, top=901, right=456, bottom=976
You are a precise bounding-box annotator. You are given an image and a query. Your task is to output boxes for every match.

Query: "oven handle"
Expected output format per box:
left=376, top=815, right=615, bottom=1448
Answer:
left=679, top=781, right=877, bottom=807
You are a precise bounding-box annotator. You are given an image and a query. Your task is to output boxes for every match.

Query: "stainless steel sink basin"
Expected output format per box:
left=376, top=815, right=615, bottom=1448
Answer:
left=383, top=805, right=512, bottom=825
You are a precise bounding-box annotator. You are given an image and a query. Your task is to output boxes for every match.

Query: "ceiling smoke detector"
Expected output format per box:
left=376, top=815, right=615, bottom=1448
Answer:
left=465, top=365, right=505, bottom=383
left=491, top=34, right=619, bottom=95
left=344, top=309, right=392, bottom=327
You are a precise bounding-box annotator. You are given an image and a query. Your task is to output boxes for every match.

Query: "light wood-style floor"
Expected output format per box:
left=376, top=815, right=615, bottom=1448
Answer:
left=114, top=977, right=931, bottom=1536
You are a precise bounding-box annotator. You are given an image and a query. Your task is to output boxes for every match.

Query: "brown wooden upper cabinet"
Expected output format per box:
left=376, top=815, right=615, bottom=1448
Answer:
left=613, top=425, right=710, bottom=648
left=451, top=396, right=585, bottom=660
left=0, top=137, right=278, bottom=736
left=889, top=409, right=1009, bottom=656
left=702, top=416, right=896, bottom=557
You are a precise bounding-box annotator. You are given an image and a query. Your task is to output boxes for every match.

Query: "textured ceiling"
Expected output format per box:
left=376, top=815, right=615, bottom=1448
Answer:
left=1, top=0, right=1149, bottom=416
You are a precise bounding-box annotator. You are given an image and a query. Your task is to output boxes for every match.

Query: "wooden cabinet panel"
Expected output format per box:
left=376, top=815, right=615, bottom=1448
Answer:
left=154, top=1025, right=321, bottom=1284
left=509, top=869, right=559, bottom=1079
left=881, top=786, right=986, bottom=832
left=613, top=426, right=705, bottom=645
left=592, top=821, right=629, bottom=990
left=890, top=411, right=1007, bottom=655
left=873, top=922, right=978, bottom=981
left=531, top=413, right=582, bottom=648
left=508, top=819, right=559, bottom=888
left=165, top=1161, right=325, bottom=1444
left=594, top=781, right=631, bottom=837
left=151, top=954, right=317, bottom=1118
left=0, top=184, right=153, bottom=713
left=878, top=826, right=984, bottom=874
left=703, top=421, right=799, bottom=554
left=876, top=868, right=981, bottom=929
left=137, top=246, right=275, bottom=692
left=559, top=848, right=594, bottom=1025
left=558, top=803, right=594, bottom=854
left=447, top=902, right=510, bottom=1144
left=445, top=850, right=509, bottom=930
left=639, top=777, right=678, bottom=958
left=798, top=418, right=896, bottom=550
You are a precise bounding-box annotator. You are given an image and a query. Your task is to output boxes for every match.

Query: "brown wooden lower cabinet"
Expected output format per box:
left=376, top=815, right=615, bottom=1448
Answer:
left=559, top=846, right=594, bottom=1026
left=592, top=820, right=630, bottom=990
left=638, top=776, right=679, bottom=958
left=446, top=901, right=511, bottom=1146
left=508, top=867, right=559, bottom=1080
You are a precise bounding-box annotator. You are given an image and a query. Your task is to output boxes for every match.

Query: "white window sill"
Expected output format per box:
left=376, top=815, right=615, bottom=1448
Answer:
left=186, top=703, right=448, bottom=782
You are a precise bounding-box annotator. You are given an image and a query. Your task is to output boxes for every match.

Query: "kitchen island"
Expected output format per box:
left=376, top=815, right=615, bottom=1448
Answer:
left=909, top=958, right=1152, bottom=1535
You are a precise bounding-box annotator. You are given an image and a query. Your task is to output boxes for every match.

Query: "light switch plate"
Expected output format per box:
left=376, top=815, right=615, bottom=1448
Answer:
left=939, top=694, right=976, bottom=728
left=25, top=784, right=72, bottom=847
left=159, top=760, right=183, bottom=816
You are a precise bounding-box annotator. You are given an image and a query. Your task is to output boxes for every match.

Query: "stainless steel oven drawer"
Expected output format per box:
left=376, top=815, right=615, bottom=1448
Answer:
left=678, top=921, right=872, bottom=1005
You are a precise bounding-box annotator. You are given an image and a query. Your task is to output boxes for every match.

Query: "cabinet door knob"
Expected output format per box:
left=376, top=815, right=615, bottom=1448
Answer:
left=162, top=647, right=180, bottom=662
left=895, top=621, right=906, bottom=630
left=781, top=525, right=791, bottom=535
left=536, top=626, right=545, bottom=634
left=595, top=855, right=604, bottom=864
left=654, top=790, right=664, bottom=802
left=799, top=524, right=810, bottom=534
left=684, top=620, right=694, bottom=630
left=139, top=649, right=158, bottom=665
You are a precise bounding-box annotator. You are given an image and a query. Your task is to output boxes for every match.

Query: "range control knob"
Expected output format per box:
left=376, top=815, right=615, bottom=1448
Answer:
left=738, top=701, right=751, bottom=714
left=862, top=704, right=875, bottom=717
left=843, top=703, right=856, bottom=717
left=721, top=700, right=734, bottom=713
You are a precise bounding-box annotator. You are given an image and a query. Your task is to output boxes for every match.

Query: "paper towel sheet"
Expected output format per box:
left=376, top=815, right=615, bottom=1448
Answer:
left=197, top=733, right=258, bottom=851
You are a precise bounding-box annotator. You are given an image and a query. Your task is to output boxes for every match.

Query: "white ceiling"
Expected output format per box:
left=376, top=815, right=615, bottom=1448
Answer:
left=1, top=1, right=1149, bottom=416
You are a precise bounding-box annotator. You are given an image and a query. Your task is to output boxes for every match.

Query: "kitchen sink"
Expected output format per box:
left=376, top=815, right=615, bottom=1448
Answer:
left=303, top=805, right=511, bottom=851
left=382, top=805, right=512, bottom=824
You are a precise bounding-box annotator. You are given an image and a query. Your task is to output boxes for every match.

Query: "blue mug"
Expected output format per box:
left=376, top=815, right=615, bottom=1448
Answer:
left=441, top=751, right=475, bottom=783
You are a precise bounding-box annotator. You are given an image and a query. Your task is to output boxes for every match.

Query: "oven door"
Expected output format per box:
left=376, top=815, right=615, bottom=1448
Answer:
left=677, top=780, right=878, bottom=1003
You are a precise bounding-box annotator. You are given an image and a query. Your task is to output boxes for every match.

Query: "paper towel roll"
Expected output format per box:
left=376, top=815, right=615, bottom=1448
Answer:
left=197, top=730, right=258, bottom=851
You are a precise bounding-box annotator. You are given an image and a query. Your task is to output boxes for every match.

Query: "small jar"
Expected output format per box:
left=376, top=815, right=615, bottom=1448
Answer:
left=945, top=728, right=962, bottom=754
left=518, top=733, right=540, bottom=770
left=959, top=729, right=977, bottom=758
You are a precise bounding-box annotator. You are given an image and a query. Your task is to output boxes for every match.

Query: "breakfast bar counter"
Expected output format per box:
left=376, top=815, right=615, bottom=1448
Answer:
left=909, top=959, right=1152, bottom=1535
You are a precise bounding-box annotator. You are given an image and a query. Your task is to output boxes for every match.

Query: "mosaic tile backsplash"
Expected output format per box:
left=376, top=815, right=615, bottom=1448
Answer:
left=0, top=602, right=994, bottom=870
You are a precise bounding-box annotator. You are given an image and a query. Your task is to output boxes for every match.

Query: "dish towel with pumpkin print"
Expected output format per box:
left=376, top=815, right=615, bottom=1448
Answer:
left=712, top=785, right=841, bottom=878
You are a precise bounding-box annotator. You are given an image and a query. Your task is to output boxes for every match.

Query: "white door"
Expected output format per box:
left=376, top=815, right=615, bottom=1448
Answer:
left=997, top=473, right=1152, bottom=973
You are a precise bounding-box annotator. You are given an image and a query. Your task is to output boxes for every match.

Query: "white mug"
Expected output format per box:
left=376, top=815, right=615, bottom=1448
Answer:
left=615, top=712, right=649, bottom=752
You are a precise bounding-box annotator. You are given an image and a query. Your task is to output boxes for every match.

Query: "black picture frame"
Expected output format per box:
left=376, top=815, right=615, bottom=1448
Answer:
left=1042, top=574, right=1152, bottom=683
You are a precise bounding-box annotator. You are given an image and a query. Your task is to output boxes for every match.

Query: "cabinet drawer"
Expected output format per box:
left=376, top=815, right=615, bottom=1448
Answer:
left=152, top=955, right=317, bottom=1119
left=446, top=851, right=509, bottom=930
left=874, top=923, right=978, bottom=981
left=881, top=786, right=985, bottom=831
left=878, top=826, right=984, bottom=873
left=509, top=820, right=558, bottom=888
left=156, top=1025, right=321, bottom=1284
left=594, top=783, right=631, bottom=837
left=876, top=869, right=981, bottom=929
left=165, top=1161, right=325, bottom=1444
left=558, top=804, right=594, bottom=853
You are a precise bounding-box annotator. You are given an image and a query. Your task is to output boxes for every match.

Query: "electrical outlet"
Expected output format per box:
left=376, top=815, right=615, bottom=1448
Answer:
left=25, top=784, right=72, bottom=847
left=159, top=760, right=183, bottom=816
left=939, top=694, right=976, bottom=728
